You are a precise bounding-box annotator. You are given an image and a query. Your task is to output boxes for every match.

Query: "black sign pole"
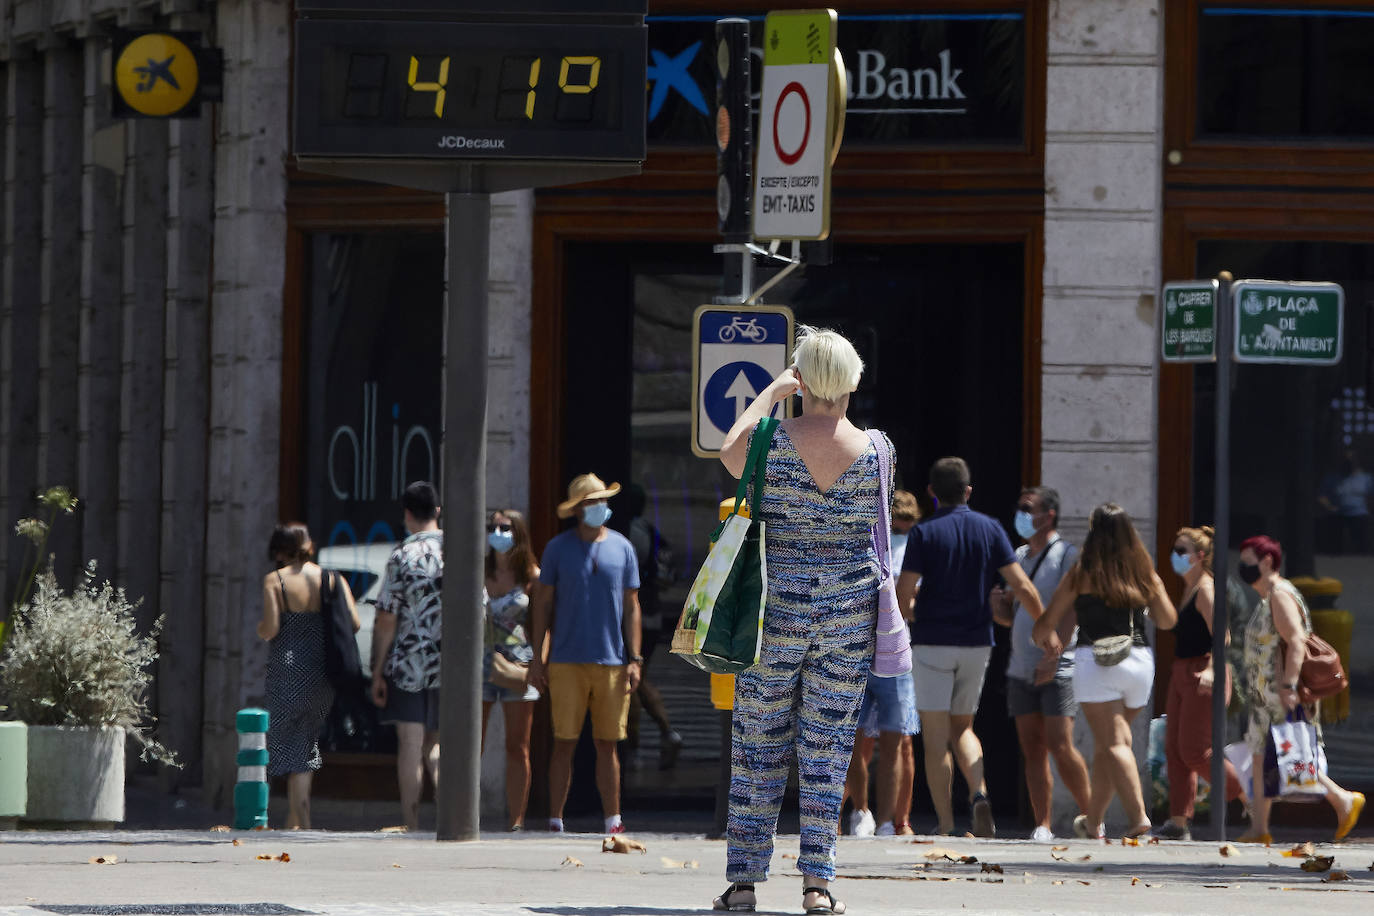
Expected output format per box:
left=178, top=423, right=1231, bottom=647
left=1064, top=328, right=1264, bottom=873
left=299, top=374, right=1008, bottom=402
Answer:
left=1209, top=269, right=1233, bottom=843
left=437, top=186, right=489, bottom=842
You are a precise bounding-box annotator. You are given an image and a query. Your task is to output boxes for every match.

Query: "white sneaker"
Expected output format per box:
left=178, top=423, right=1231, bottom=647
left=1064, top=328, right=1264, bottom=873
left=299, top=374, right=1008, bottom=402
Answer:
left=848, top=809, right=876, bottom=837
left=1029, top=825, right=1055, bottom=843
left=875, top=821, right=895, bottom=836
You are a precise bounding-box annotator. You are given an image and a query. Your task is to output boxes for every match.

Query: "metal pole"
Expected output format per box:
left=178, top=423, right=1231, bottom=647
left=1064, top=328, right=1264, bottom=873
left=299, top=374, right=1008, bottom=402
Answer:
left=436, top=190, right=489, bottom=841
left=1209, top=270, right=1233, bottom=842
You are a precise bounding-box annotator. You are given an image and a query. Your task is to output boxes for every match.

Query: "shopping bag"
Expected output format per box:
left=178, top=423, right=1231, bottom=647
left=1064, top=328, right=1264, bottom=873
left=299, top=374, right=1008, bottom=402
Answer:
left=866, top=429, right=911, bottom=678
left=671, top=417, right=777, bottom=674
left=1268, top=707, right=1327, bottom=797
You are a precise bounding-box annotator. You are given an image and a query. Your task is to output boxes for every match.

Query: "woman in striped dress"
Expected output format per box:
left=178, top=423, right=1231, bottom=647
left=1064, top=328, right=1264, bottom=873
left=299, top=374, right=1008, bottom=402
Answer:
left=713, top=327, right=892, bottom=916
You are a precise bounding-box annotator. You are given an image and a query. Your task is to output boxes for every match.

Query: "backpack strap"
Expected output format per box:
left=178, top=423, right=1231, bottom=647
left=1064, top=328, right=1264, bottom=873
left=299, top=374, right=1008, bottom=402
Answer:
left=720, top=417, right=778, bottom=533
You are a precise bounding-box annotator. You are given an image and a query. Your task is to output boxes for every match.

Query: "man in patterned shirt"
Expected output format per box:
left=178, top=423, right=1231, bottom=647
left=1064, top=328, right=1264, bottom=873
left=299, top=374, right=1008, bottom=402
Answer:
left=371, top=481, right=444, bottom=831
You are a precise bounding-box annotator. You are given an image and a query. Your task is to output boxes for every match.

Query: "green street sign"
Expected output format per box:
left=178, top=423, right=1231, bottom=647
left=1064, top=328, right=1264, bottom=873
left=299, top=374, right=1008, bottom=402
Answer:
left=1161, top=280, right=1217, bottom=362
left=1233, top=280, right=1344, bottom=365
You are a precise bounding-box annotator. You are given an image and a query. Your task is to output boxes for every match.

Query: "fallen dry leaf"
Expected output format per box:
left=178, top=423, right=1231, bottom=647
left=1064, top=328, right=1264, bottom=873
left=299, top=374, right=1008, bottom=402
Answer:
left=561, top=856, right=583, bottom=868
left=391, top=863, right=404, bottom=869
left=256, top=855, right=272, bottom=861
left=958, top=855, right=979, bottom=865
left=923, top=848, right=959, bottom=860
left=1219, top=844, right=1239, bottom=857
left=1051, top=845, right=1069, bottom=852
left=231, top=839, right=241, bottom=847
left=908, top=838, right=933, bottom=845
left=602, top=835, right=647, bottom=854
left=660, top=857, right=699, bottom=869
left=379, top=825, right=408, bottom=833
left=1282, top=843, right=1318, bottom=858
left=276, top=853, right=290, bottom=863
left=1300, top=856, right=1334, bottom=873
left=1323, top=870, right=1351, bottom=883
left=1148, top=837, right=1160, bottom=845
left=1104, top=837, right=1114, bottom=845
left=1122, top=836, right=1141, bottom=847
left=1052, top=880, right=1064, bottom=886
left=210, top=825, right=230, bottom=832
left=1078, top=880, right=1091, bottom=885
left=1050, top=852, right=1068, bottom=862
left=981, top=863, right=1003, bottom=874
left=1077, top=855, right=1092, bottom=862
left=88, top=855, right=118, bottom=865
left=781, top=853, right=798, bottom=860
left=1131, top=876, right=1142, bottom=885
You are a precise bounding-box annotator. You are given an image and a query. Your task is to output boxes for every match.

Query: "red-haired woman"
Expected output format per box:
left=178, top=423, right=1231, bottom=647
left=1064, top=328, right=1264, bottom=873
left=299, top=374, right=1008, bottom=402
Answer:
left=481, top=508, right=541, bottom=831
left=1235, top=535, right=1364, bottom=843
left=1033, top=504, right=1177, bottom=839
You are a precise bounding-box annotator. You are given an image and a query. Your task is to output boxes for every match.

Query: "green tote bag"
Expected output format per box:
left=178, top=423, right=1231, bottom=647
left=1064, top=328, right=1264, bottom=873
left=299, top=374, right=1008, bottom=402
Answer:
left=670, top=417, right=777, bottom=673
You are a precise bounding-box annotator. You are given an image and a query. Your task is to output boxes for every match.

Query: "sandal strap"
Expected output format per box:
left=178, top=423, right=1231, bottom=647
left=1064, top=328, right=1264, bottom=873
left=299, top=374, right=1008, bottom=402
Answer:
left=804, top=887, right=836, bottom=905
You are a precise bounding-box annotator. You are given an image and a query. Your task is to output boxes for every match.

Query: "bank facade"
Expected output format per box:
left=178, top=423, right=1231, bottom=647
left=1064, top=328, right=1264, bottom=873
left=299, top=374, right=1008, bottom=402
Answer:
left=1, top=0, right=1369, bottom=815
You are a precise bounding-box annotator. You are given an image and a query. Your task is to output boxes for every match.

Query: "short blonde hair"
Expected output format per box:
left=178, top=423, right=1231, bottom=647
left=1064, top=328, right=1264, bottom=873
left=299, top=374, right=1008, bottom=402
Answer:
left=792, top=325, right=863, bottom=402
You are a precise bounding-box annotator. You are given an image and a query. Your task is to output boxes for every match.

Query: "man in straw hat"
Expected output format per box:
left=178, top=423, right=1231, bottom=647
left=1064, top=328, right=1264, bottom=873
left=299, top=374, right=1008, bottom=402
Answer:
left=529, top=473, right=643, bottom=834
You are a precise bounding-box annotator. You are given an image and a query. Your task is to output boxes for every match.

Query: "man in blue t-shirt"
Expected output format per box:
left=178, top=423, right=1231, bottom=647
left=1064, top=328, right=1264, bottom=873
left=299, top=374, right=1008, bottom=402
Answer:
left=528, top=473, right=642, bottom=835
left=896, top=457, right=1045, bottom=839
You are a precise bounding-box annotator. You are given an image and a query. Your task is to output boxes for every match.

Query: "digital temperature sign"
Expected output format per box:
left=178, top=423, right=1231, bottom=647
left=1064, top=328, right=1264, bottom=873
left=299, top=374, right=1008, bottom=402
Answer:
left=294, top=17, right=646, bottom=162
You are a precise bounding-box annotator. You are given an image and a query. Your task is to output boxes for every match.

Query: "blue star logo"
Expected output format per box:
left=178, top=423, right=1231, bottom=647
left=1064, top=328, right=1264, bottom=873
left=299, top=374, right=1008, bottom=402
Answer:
left=646, top=41, right=708, bottom=121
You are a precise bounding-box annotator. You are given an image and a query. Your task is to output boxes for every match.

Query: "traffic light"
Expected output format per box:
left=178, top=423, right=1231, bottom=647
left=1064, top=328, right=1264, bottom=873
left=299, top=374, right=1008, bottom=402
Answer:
left=715, top=19, right=752, bottom=242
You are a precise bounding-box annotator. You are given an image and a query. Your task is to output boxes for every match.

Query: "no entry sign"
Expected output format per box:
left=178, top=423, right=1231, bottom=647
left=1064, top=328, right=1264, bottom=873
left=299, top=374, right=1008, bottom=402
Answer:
left=752, top=9, right=841, bottom=240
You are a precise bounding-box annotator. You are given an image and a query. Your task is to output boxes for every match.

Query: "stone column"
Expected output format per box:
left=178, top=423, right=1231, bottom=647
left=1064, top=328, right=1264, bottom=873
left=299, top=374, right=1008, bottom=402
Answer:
left=38, top=44, right=83, bottom=583
left=78, top=38, right=124, bottom=582
left=1042, top=0, right=1165, bottom=833
left=159, top=111, right=214, bottom=785
left=2, top=56, right=42, bottom=605
left=202, top=0, right=291, bottom=806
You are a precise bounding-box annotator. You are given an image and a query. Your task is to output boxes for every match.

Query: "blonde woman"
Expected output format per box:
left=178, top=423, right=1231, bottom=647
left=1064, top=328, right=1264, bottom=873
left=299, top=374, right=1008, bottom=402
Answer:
left=712, top=326, right=891, bottom=916
left=1032, top=504, right=1177, bottom=840
left=1155, top=525, right=1244, bottom=840
left=258, top=522, right=360, bottom=829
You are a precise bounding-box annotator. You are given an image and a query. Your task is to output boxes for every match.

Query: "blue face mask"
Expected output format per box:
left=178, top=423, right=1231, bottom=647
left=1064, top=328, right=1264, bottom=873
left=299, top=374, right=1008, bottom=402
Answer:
left=487, top=530, right=514, bottom=554
left=1013, top=511, right=1037, bottom=540
left=1170, top=550, right=1192, bottom=577
left=582, top=503, right=612, bottom=528
left=890, top=532, right=909, bottom=555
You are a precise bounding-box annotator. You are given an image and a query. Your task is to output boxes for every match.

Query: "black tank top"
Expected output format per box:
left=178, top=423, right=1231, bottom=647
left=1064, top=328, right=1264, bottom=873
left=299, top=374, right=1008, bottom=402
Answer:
left=1073, top=594, right=1148, bottom=648
left=1172, top=590, right=1212, bottom=659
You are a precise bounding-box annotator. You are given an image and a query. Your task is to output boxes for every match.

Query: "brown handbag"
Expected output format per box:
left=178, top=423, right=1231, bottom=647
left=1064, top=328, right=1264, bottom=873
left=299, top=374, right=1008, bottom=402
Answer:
left=1280, top=633, right=1347, bottom=705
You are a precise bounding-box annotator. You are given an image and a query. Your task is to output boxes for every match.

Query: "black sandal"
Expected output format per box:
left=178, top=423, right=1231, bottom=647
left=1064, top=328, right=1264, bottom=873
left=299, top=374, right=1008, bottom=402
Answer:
left=803, top=886, right=846, bottom=915
left=713, top=883, right=756, bottom=912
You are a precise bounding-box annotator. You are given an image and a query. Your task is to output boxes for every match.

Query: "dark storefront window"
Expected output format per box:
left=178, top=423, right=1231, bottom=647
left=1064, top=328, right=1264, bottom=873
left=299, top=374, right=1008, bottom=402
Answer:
left=562, top=242, right=1026, bottom=813
left=1197, top=7, right=1374, bottom=140
left=646, top=12, right=1025, bottom=146
left=302, top=232, right=446, bottom=754
left=1190, top=240, right=1374, bottom=785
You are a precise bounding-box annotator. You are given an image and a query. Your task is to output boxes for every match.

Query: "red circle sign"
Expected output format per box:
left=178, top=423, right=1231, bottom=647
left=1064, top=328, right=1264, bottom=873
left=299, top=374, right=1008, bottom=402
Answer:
left=772, top=81, right=811, bottom=166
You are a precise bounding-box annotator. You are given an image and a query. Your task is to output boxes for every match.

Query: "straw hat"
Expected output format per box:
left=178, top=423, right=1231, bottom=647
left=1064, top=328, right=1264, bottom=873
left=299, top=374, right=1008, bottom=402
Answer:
left=557, top=473, right=622, bottom=519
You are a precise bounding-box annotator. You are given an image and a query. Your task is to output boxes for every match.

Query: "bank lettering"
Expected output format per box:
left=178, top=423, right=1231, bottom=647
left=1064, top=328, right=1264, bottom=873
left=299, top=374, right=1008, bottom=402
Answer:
left=847, top=49, right=964, bottom=102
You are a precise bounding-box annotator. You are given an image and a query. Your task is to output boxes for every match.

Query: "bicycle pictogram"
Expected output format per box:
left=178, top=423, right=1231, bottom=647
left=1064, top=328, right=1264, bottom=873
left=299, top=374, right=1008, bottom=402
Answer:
left=718, top=316, right=768, bottom=343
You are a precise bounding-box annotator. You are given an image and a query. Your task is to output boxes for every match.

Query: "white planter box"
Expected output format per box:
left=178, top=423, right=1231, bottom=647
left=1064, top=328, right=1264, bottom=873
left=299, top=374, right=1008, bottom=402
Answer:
left=0, top=721, right=25, bottom=825
left=25, top=725, right=124, bottom=824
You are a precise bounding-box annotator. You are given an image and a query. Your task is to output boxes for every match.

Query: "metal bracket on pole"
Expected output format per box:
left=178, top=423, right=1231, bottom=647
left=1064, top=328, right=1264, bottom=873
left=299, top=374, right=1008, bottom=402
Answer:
left=711, top=240, right=803, bottom=305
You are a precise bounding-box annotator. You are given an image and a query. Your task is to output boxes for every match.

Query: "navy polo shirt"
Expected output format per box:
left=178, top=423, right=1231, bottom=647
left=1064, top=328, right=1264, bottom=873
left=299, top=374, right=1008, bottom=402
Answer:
left=902, top=504, right=1017, bottom=647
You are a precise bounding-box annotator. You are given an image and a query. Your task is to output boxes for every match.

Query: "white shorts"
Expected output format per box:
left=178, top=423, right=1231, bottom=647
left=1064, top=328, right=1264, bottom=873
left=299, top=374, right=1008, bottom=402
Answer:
left=1070, top=645, right=1154, bottom=709
left=912, top=644, right=992, bottom=716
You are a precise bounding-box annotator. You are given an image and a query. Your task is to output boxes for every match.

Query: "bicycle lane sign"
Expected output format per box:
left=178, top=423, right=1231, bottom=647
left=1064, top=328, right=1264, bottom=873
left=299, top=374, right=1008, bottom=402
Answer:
left=692, top=305, right=795, bottom=457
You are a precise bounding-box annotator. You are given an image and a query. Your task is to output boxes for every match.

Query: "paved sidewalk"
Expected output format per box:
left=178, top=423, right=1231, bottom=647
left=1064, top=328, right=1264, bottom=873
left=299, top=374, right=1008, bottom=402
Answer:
left=0, top=829, right=1371, bottom=915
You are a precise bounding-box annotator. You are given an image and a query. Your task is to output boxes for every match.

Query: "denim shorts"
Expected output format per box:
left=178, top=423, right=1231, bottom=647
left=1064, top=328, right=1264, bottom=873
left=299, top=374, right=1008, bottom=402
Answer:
left=481, top=649, right=540, bottom=704
left=1005, top=675, right=1077, bottom=718
left=857, top=668, right=920, bottom=737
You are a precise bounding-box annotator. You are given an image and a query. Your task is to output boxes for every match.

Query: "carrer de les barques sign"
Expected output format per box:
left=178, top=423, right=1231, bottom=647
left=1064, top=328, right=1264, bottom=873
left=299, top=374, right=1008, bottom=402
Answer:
left=646, top=11, right=1024, bottom=146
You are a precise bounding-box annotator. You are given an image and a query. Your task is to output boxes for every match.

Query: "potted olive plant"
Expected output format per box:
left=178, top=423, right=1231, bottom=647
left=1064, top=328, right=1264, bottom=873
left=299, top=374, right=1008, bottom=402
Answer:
left=0, top=489, right=177, bottom=824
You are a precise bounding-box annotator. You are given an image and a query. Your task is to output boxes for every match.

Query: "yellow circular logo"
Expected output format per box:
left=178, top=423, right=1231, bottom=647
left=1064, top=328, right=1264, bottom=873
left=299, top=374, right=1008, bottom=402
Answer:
left=115, top=34, right=199, bottom=117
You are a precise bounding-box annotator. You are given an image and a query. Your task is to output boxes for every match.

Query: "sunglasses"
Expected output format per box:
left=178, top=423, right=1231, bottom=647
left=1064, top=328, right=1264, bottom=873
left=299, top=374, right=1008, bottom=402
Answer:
left=486, top=523, right=513, bottom=534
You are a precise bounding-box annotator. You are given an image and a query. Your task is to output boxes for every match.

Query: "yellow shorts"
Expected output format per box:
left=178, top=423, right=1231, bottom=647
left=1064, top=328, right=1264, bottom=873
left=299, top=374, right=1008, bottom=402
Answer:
left=548, top=662, right=631, bottom=741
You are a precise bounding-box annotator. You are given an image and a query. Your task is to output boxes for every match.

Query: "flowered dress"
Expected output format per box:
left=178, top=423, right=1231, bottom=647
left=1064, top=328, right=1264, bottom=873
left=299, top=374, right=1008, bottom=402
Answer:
left=1243, top=577, right=1318, bottom=754
left=482, top=585, right=539, bottom=702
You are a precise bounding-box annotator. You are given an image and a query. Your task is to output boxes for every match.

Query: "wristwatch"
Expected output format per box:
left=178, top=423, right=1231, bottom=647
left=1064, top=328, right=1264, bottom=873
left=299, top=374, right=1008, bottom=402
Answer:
left=629, top=654, right=644, bottom=664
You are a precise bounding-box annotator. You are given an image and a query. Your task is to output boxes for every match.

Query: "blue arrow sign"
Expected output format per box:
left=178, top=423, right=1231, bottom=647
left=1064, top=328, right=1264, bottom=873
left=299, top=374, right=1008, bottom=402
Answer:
left=704, top=361, right=778, bottom=433
left=693, top=307, right=794, bottom=455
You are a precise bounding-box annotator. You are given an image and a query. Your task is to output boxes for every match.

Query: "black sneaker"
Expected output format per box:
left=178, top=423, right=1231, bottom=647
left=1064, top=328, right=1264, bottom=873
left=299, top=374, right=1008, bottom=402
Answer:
left=1151, top=821, right=1191, bottom=841
left=971, top=794, right=995, bottom=838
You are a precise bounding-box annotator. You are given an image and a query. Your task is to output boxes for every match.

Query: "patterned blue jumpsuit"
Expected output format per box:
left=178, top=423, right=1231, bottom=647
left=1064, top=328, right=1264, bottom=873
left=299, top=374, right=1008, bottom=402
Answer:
left=726, top=424, right=890, bottom=883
